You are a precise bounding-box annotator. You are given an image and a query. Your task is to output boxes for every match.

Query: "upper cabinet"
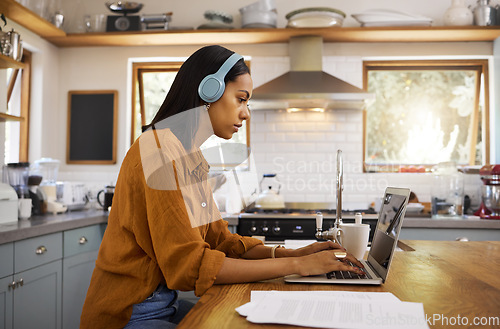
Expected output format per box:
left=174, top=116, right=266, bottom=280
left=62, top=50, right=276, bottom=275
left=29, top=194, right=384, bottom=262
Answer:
left=1, top=0, right=500, bottom=47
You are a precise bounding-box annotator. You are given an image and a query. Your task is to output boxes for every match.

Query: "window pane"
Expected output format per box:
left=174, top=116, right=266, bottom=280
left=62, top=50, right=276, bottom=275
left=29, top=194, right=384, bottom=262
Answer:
left=365, top=68, right=482, bottom=169
left=133, top=71, right=177, bottom=140
left=133, top=63, right=251, bottom=170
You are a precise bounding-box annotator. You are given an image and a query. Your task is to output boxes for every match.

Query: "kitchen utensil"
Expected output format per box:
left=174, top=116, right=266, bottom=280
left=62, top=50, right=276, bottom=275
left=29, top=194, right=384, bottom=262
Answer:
left=239, top=0, right=277, bottom=28
left=254, top=174, right=285, bottom=209
left=105, top=1, right=143, bottom=31
left=431, top=162, right=464, bottom=218
left=105, top=1, right=143, bottom=14
left=18, top=198, right=32, bottom=219
left=474, top=164, right=500, bottom=219
left=32, top=158, right=60, bottom=185
left=472, top=0, right=497, bottom=26
left=286, top=7, right=345, bottom=28
left=141, top=13, right=172, bottom=30
left=57, top=182, right=88, bottom=211
left=197, top=10, right=234, bottom=29
left=0, top=183, right=18, bottom=224
left=443, top=0, right=473, bottom=26
left=0, top=32, right=12, bottom=57
left=52, top=11, right=65, bottom=29
left=352, top=9, right=433, bottom=27
left=5, top=162, right=30, bottom=198
left=339, top=214, right=370, bottom=260
left=97, top=185, right=115, bottom=211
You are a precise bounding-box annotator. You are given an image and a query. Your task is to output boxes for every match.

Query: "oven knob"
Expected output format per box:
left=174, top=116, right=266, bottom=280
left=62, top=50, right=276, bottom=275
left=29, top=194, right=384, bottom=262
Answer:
left=261, top=226, right=269, bottom=233
left=273, top=226, right=281, bottom=233
left=250, top=226, right=258, bottom=234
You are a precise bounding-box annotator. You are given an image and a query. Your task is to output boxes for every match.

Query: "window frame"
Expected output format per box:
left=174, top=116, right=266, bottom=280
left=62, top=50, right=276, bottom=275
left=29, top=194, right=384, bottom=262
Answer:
left=362, top=59, right=490, bottom=173
left=6, top=49, right=31, bottom=162
left=130, top=60, right=251, bottom=171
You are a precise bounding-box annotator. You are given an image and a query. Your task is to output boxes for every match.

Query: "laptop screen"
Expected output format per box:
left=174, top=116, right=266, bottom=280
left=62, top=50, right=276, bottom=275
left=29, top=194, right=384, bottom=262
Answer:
left=368, top=187, right=410, bottom=281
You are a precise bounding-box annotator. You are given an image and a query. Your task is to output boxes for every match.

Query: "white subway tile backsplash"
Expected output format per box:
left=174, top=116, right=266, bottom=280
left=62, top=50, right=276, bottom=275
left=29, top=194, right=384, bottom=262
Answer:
left=246, top=55, right=482, bottom=207
left=265, top=132, right=287, bottom=142
left=275, top=122, right=296, bottom=132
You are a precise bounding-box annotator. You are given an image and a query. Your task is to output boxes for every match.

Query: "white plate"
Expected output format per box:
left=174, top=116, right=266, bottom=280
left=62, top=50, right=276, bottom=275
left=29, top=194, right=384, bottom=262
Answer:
left=352, top=9, right=432, bottom=27
left=287, top=11, right=344, bottom=28
left=360, top=20, right=432, bottom=27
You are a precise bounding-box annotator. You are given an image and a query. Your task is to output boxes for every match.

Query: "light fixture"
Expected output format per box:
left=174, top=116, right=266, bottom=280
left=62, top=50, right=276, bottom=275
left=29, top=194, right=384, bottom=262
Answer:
left=286, top=107, right=325, bottom=113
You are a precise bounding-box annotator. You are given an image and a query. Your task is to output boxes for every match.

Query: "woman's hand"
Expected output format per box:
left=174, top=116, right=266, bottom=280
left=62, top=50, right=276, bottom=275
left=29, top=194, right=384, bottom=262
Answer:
left=291, top=240, right=344, bottom=257
left=293, top=249, right=365, bottom=277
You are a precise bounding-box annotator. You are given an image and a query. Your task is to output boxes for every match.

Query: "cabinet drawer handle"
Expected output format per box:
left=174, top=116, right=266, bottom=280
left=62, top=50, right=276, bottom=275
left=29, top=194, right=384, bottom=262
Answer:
left=17, top=279, right=24, bottom=287
left=8, top=281, right=16, bottom=290
left=79, top=236, right=88, bottom=245
left=35, top=246, right=47, bottom=255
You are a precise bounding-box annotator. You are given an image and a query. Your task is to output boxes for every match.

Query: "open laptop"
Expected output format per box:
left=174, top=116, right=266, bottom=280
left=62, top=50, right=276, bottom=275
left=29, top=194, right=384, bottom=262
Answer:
left=284, top=187, right=410, bottom=285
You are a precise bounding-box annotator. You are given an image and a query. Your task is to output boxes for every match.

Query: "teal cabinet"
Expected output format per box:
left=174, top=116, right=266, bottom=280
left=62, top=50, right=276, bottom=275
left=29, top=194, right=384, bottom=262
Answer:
left=0, top=276, right=14, bottom=329
left=13, top=261, right=62, bottom=329
left=62, top=224, right=105, bottom=329
left=0, top=233, right=63, bottom=329
left=0, top=223, right=106, bottom=329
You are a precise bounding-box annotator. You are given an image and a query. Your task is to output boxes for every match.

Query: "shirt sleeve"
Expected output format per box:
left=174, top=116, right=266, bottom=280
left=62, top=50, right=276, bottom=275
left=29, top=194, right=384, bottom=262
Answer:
left=205, top=219, right=264, bottom=258
left=144, top=187, right=226, bottom=296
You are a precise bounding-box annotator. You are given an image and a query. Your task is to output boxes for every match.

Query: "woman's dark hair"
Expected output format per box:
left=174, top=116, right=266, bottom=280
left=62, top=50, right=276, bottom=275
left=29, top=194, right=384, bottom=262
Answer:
left=142, top=45, right=250, bottom=149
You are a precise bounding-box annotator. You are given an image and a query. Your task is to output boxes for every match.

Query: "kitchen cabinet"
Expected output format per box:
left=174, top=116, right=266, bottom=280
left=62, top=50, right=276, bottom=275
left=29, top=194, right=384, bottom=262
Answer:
left=2, top=0, right=500, bottom=47
left=0, top=224, right=106, bottom=329
left=0, top=233, right=63, bottom=329
left=62, top=224, right=105, bottom=329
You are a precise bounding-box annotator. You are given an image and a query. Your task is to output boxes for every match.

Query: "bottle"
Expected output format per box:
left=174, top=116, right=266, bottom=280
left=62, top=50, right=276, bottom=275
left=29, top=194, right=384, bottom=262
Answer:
left=443, top=0, right=474, bottom=26
left=472, top=0, right=497, bottom=26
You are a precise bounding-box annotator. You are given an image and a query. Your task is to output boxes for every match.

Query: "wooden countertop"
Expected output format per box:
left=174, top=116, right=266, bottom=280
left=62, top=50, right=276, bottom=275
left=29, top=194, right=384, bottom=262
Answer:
left=177, top=240, right=500, bottom=329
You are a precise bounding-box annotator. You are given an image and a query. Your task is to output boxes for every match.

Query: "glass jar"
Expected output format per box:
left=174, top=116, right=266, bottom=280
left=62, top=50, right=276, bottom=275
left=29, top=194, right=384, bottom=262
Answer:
left=431, top=162, right=464, bottom=218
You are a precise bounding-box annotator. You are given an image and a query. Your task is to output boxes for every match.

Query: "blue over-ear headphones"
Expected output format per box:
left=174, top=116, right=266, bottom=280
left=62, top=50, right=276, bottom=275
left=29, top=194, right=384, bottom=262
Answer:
left=198, top=53, right=243, bottom=103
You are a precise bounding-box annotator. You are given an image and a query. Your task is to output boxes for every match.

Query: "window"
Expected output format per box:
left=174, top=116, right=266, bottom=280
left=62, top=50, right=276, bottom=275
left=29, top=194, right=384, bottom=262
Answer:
left=131, top=61, right=250, bottom=170
left=4, top=49, right=31, bottom=164
left=363, top=60, right=489, bottom=172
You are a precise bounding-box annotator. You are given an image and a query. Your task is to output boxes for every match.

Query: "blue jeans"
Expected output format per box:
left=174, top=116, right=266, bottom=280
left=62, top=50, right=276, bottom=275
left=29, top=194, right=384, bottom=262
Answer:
left=124, top=285, right=195, bottom=329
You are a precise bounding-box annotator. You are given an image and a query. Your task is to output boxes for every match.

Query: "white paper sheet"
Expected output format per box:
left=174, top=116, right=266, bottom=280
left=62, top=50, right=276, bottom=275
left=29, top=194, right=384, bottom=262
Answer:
left=237, top=291, right=429, bottom=329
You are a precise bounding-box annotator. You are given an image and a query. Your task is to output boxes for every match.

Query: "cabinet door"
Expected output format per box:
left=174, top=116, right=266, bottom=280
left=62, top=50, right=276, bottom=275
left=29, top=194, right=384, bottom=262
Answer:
left=13, top=260, right=62, bottom=329
left=62, top=250, right=98, bottom=329
left=0, top=276, right=13, bottom=329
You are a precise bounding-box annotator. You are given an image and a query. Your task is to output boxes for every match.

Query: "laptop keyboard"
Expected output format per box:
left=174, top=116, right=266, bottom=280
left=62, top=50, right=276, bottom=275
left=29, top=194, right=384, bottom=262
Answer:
left=326, top=262, right=371, bottom=280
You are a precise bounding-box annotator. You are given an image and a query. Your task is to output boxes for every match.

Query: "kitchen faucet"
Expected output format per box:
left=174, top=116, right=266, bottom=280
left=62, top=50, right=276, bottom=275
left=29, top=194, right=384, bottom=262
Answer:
left=315, top=150, right=344, bottom=245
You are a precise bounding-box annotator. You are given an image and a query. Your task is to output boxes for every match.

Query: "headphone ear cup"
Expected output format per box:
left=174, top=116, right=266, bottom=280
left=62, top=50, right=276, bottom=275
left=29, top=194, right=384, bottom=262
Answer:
left=198, top=74, right=225, bottom=103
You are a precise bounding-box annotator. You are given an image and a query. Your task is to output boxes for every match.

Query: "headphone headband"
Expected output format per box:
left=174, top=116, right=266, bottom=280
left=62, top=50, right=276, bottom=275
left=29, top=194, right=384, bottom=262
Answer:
left=198, top=53, right=244, bottom=103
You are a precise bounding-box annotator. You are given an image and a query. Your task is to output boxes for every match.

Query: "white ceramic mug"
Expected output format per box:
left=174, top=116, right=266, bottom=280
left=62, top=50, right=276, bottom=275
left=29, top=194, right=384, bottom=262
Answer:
left=339, top=223, right=370, bottom=260
left=18, top=198, right=32, bottom=219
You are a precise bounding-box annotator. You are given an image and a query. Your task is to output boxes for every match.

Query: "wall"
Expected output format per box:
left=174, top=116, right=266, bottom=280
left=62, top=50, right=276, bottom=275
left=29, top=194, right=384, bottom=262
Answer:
left=2, top=0, right=497, bottom=207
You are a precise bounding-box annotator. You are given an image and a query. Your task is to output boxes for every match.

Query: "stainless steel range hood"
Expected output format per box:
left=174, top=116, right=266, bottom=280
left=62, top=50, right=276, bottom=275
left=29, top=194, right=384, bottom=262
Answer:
left=250, top=36, right=374, bottom=110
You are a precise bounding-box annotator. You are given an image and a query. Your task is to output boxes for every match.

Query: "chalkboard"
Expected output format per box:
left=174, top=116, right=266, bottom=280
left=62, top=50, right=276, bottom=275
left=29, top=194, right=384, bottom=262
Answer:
left=67, top=90, right=118, bottom=164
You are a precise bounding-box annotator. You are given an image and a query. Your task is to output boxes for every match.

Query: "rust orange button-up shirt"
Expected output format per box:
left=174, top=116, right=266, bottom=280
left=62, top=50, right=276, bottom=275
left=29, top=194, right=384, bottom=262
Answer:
left=80, top=129, right=262, bottom=328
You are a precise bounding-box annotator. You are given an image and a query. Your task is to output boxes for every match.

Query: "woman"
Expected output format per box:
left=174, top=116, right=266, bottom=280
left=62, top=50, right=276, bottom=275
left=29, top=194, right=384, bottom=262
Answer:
left=80, top=45, right=364, bottom=329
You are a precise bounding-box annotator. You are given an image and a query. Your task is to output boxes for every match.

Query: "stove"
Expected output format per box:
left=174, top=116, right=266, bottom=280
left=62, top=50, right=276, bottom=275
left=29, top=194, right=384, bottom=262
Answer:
left=237, top=202, right=378, bottom=242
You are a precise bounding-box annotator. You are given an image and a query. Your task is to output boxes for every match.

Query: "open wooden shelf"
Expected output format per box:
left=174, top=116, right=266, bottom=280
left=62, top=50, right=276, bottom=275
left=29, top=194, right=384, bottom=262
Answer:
left=2, top=0, right=500, bottom=47
left=0, top=0, right=65, bottom=38
left=45, top=25, right=500, bottom=47
left=0, top=53, right=24, bottom=69
left=0, top=112, right=23, bottom=122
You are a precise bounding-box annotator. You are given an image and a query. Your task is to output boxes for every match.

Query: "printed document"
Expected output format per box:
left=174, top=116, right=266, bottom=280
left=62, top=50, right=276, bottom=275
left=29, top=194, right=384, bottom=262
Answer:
left=237, top=291, right=430, bottom=329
